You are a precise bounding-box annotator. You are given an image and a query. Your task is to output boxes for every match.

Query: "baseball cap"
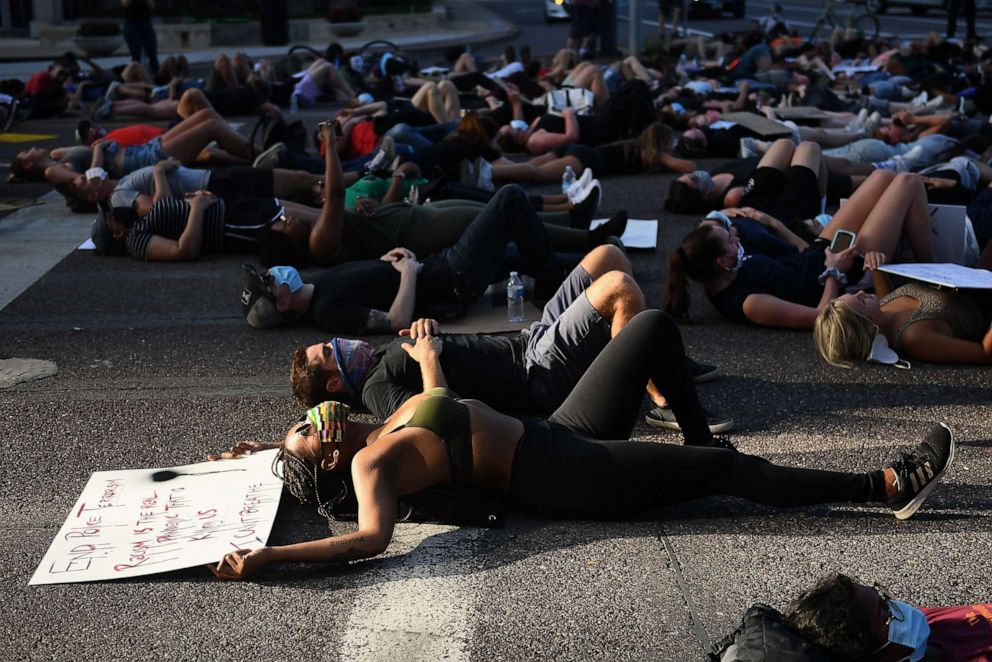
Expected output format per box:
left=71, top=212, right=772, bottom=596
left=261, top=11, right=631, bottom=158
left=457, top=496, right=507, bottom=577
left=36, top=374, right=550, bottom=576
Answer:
left=241, top=264, right=284, bottom=328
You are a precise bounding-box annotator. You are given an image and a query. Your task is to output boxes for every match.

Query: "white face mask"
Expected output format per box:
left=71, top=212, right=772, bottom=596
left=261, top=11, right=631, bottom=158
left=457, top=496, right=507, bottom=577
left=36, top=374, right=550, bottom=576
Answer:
left=694, top=170, right=714, bottom=196
left=725, top=242, right=746, bottom=272
left=509, top=119, right=529, bottom=131
left=873, top=600, right=931, bottom=662
left=867, top=332, right=911, bottom=369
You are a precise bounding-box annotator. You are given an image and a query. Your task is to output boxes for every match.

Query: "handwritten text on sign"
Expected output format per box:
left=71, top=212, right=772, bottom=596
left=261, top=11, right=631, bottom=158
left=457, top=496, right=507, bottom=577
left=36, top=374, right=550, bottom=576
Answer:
left=30, top=450, right=283, bottom=585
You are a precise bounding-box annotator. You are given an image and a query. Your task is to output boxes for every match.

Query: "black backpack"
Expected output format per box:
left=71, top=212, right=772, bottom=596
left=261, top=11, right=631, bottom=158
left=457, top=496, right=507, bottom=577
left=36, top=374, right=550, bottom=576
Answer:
left=709, top=604, right=834, bottom=662
left=248, top=112, right=308, bottom=158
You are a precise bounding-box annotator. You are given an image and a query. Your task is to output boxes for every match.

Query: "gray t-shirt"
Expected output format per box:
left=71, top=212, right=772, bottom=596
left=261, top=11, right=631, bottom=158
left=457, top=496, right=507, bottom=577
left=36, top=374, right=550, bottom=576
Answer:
left=110, top=165, right=211, bottom=209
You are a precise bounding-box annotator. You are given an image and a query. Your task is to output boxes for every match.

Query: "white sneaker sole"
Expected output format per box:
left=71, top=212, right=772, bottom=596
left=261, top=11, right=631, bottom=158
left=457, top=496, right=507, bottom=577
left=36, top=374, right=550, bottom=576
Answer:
left=645, top=413, right=734, bottom=434
left=893, top=422, right=955, bottom=520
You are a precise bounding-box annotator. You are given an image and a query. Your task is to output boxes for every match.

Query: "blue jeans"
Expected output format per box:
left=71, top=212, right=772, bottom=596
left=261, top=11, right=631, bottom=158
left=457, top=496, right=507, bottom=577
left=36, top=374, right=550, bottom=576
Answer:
left=442, top=184, right=552, bottom=300
left=384, top=121, right=457, bottom=150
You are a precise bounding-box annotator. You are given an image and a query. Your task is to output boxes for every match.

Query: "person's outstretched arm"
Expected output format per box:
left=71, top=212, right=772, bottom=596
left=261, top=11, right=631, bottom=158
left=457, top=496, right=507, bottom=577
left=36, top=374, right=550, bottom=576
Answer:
left=742, top=247, right=855, bottom=328
left=308, top=123, right=347, bottom=263
left=210, top=451, right=403, bottom=580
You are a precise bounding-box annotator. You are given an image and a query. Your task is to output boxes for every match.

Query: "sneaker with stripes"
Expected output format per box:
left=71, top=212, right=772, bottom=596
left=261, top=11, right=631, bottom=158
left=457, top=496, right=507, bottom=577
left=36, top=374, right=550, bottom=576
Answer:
left=885, top=423, right=954, bottom=520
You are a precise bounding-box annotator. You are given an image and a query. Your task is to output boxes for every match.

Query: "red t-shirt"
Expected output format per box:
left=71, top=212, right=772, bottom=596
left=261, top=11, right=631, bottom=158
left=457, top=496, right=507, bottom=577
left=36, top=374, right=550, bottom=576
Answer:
left=26, top=70, right=56, bottom=97
left=343, top=120, right=379, bottom=161
left=922, top=604, right=992, bottom=661
left=103, top=125, right=165, bottom=147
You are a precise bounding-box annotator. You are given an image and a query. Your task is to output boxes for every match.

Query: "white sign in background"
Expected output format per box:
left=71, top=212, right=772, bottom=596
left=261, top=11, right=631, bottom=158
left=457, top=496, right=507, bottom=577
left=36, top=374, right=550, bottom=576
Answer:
left=31, top=450, right=283, bottom=585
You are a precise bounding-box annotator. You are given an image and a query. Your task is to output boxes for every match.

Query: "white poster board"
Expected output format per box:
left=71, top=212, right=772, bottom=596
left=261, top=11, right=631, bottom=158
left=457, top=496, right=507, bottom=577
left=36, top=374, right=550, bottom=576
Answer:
left=590, top=218, right=658, bottom=249
left=31, top=450, right=283, bottom=585
left=879, top=263, right=992, bottom=289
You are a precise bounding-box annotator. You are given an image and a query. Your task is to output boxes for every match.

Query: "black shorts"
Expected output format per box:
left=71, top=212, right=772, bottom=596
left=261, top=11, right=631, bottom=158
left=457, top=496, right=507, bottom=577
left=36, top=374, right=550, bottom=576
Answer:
left=658, top=0, right=682, bottom=14
left=741, top=165, right=821, bottom=225
left=208, top=166, right=275, bottom=199
left=555, top=143, right=608, bottom=177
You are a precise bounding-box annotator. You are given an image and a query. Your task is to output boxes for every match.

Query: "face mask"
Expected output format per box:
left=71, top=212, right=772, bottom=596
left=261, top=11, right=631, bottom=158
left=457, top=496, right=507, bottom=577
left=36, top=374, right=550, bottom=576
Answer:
left=267, top=266, right=303, bottom=293
left=510, top=119, right=529, bottom=131
left=867, top=332, right=911, bottom=369
left=727, top=242, right=746, bottom=272
left=874, top=600, right=930, bottom=662
left=694, top=170, right=714, bottom=196
left=670, top=102, right=686, bottom=114
left=330, top=338, right=376, bottom=398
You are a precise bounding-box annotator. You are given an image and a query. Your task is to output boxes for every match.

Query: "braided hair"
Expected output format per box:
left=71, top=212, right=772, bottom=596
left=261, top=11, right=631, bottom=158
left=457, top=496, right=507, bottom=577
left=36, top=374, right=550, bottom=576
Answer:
left=272, top=446, right=357, bottom=523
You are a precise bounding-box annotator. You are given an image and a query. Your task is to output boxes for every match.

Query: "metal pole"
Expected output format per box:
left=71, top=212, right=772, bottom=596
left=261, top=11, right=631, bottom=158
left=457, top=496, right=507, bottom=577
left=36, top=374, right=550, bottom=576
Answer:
left=628, top=0, right=641, bottom=54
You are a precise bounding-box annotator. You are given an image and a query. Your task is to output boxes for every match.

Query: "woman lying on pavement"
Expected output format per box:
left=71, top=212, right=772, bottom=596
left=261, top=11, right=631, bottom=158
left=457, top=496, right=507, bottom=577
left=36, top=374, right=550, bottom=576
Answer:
left=492, top=121, right=696, bottom=185
left=258, top=123, right=625, bottom=268
left=206, top=319, right=955, bottom=580
left=814, top=255, right=992, bottom=367
left=13, top=105, right=250, bottom=188
left=667, top=169, right=935, bottom=329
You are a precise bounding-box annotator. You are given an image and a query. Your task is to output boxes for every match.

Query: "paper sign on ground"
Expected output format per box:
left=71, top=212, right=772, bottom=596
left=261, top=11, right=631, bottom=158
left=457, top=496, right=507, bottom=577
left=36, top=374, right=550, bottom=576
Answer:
left=590, top=218, right=658, bottom=249
left=879, top=263, right=992, bottom=289
left=30, top=450, right=283, bottom=585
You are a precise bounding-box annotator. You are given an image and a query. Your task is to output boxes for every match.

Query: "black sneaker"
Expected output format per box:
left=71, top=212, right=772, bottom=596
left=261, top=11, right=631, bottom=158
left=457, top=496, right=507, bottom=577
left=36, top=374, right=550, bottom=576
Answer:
left=886, top=423, right=954, bottom=520
left=645, top=404, right=734, bottom=434
left=688, top=357, right=719, bottom=383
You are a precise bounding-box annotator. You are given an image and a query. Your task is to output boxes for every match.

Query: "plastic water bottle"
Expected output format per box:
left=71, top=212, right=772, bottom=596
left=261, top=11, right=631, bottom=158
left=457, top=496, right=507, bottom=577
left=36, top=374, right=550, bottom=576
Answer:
left=561, top=165, right=576, bottom=195
left=506, top=271, right=524, bottom=323
left=289, top=92, right=299, bottom=114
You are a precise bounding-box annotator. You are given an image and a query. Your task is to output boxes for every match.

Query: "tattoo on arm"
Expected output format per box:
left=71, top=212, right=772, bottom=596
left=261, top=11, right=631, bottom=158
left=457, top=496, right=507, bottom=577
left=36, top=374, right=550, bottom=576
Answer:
left=327, top=536, right=367, bottom=564
left=363, top=309, right=392, bottom=334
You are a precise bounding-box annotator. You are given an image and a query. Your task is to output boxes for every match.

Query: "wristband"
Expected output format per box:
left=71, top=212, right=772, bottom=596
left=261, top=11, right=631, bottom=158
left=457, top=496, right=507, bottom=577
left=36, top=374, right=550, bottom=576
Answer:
left=392, top=171, right=405, bottom=179
left=818, top=266, right=848, bottom=287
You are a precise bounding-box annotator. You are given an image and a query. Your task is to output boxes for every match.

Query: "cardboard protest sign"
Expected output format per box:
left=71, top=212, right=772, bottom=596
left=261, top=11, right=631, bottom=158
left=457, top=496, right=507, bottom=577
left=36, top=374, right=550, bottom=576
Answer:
left=31, top=450, right=283, bottom=585
left=720, top=112, right=794, bottom=138
left=879, top=263, right=992, bottom=289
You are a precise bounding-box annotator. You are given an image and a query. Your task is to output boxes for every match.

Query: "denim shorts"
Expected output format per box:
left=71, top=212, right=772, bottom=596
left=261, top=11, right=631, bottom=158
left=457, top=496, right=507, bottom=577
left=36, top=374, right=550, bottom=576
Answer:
left=122, top=136, right=168, bottom=174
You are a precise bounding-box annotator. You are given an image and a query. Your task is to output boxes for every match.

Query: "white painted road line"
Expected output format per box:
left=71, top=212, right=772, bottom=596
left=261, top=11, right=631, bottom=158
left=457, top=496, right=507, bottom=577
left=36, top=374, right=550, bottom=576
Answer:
left=0, top=191, right=92, bottom=312
left=338, top=523, right=483, bottom=661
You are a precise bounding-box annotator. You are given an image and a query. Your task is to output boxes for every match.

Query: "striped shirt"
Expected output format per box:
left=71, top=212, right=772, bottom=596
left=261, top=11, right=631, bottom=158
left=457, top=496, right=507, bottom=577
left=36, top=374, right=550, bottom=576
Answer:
left=126, top=197, right=227, bottom=260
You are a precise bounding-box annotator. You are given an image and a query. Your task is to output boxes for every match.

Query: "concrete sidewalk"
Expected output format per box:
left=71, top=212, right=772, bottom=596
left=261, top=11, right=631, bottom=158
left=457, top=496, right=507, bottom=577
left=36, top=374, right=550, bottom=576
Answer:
left=0, top=0, right=516, bottom=80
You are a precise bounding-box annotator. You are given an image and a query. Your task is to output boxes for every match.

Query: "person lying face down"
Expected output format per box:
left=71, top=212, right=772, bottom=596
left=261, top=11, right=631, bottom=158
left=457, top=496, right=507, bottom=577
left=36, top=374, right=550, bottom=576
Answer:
left=782, top=573, right=992, bottom=662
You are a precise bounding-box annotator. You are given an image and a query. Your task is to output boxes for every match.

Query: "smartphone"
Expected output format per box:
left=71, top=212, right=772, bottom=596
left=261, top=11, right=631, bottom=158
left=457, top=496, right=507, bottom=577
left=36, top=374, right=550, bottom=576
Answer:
left=830, top=229, right=856, bottom=253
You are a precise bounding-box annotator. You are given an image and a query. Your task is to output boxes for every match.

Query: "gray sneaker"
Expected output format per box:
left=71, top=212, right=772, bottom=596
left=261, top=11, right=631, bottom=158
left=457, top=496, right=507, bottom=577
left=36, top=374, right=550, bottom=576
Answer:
left=252, top=142, right=287, bottom=169
left=645, top=404, right=734, bottom=434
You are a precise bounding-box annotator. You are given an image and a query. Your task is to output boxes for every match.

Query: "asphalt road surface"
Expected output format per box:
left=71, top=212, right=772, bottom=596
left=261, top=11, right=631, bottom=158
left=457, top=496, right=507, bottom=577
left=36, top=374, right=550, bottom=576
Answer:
left=1, top=6, right=991, bottom=662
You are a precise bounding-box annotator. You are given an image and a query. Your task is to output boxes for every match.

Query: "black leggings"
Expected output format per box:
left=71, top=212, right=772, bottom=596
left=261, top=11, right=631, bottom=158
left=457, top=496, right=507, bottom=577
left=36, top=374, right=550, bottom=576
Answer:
left=509, top=311, right=878, bottom=518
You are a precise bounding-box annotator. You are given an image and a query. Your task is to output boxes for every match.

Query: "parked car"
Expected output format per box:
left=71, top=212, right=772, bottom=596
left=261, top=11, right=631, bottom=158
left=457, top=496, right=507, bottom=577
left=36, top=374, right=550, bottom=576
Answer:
left=544, top=0, right=571, bottom=22
left=864, top=0, right=992, bottom=14
left=687, top=0, right=746, bottom=19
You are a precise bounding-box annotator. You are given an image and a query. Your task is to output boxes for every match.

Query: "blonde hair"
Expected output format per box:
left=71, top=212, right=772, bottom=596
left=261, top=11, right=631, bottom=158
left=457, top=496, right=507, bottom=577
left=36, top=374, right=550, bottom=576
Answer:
left=813, top=300, right=878, bottom=368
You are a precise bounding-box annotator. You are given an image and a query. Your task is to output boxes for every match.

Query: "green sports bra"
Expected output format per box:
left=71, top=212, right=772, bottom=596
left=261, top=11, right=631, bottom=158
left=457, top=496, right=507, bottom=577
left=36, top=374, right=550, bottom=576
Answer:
left=401, top=387, right=473, bottom=487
